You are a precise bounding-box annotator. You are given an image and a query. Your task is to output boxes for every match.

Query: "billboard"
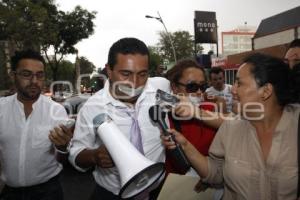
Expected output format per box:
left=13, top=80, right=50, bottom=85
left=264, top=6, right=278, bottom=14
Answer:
left=194, top=11, right=218, bottom=44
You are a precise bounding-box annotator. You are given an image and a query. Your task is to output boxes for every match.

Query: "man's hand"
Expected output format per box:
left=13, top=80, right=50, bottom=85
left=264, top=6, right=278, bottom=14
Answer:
left=93, top=145, right=115, bottom=168
left=204, top=93, right=228, bottom=113
left=49, top=124, right=74, bottom=152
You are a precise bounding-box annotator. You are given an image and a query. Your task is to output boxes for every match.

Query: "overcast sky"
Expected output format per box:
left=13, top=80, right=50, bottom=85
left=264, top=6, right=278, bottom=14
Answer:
left=56, top=0, right=300, bottom=69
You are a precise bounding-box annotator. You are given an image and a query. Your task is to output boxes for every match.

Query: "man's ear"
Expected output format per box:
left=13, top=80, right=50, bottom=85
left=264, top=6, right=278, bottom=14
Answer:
left=9, top=71, right=16, bottom=83
left=261, top=83, right=273, bottom=101
left=105, top=64, right=112, bottom=79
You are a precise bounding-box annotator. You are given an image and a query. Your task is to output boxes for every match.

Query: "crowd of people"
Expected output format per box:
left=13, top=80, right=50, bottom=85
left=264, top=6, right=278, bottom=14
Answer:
left=0, top=37, right=299, bottom=200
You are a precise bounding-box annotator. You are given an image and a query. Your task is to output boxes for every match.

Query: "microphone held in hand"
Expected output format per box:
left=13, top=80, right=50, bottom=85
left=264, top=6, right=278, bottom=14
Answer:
left=149, top=105, right=191, bottom=172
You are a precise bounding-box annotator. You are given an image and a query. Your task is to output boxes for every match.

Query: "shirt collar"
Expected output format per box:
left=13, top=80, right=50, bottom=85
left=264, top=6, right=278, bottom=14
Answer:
left=14, top=93, right=42, bottom=110
left=274, top=106, right=293, bottom=134
left=246, top=106, right=293, bottom=136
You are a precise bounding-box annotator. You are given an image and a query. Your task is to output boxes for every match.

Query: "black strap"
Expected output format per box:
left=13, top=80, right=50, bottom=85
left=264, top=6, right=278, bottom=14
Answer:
left=297, top=113, right=300, bottom=197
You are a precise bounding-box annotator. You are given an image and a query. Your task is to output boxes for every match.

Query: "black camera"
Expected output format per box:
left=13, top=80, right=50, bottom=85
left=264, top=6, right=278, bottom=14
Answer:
left=155, top=89, right=179, bottom=110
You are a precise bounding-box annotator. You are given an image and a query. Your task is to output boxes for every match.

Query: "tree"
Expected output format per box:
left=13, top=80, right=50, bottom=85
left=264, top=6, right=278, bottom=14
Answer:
left=77, top=56, right=97, bottom=91
left=148, top=46, right=162, bottom=77
left=0, top=0, right=57, bottom=49
left=78, top=56, right=96, bottom=74
left=45, top=60, right=74, bottom=85
left=0, top=47, right=12, bottom=91
left=0, top=0, right=96, bottom=81
left=158, top=30, right=194, bottom=61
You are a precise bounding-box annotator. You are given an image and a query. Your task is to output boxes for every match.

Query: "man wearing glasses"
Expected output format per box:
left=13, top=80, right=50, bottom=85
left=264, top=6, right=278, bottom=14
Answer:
left=0, top=50, right=73, bottom=200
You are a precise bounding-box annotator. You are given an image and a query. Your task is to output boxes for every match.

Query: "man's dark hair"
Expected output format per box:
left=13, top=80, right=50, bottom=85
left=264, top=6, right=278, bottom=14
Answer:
left=166, top=59, right=206, bottom=84
left=209, top=67, right=225, bottom=79
left=288, top=39, right=300, bottom=49
left=243, top=53, right=291, bottom=106
left=107, top=37, right=149, bottom=69
left=11, top=49, right=45, bottom=71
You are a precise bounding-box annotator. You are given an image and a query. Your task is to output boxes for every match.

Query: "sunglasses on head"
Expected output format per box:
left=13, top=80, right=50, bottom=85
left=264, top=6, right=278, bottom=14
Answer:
left=177, top=82, right=208, bottom=93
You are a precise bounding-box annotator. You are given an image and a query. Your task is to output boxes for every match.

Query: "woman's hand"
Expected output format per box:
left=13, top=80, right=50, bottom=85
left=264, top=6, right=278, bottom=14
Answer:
left=160, top=129, right=188, bottom=150
left=194, top=179, right=210, bottom=193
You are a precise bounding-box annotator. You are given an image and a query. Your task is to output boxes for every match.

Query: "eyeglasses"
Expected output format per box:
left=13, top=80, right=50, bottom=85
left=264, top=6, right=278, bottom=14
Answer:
left=13, top=70, right=45, bottom=80
left=177, top=82, right=208, bottom=93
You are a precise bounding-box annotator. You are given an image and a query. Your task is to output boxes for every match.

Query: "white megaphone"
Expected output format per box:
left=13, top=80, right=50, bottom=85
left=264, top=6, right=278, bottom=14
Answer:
left=93, top=113, right=165, bottom=199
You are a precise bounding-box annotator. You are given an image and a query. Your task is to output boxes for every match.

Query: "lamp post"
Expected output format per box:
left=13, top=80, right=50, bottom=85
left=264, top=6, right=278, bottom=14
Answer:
left=145, top=12, right=177, bottom=63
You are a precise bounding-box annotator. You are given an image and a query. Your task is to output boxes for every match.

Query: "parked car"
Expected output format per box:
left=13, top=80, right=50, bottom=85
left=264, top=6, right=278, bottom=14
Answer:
left=62, top=94, right=90, bottom=118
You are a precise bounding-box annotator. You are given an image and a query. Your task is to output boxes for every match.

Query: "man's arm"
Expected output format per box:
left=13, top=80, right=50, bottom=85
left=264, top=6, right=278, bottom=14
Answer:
left=75, top=145, right=114, bottom=169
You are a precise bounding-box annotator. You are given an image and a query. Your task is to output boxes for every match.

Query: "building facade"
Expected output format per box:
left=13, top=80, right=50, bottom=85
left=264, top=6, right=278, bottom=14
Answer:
left=213, top=6, right=300, bottom=85
left=252, top=6, right=300, bottom=50
left=222, top=25, right=256, bottom=56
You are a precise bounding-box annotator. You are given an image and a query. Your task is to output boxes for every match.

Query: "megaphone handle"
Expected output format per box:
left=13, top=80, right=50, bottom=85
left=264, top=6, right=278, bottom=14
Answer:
left=168, top=143, right=191, bottom=172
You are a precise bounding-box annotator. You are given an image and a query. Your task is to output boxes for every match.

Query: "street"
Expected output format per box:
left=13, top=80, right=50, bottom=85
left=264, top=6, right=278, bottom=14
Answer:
left=61, top=163, right=96, bottom=200
left=0, top=162, right=96, bottom=200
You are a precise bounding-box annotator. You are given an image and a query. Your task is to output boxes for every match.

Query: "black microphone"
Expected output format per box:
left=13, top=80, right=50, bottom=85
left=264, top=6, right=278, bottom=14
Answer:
left=149, top=105, right=191, bottom=172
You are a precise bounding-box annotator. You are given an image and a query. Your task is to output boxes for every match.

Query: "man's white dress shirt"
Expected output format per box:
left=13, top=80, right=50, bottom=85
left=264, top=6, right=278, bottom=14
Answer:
left=0, top=94, right=68, bottom=187
left=69, top=77, right=170, bottom=195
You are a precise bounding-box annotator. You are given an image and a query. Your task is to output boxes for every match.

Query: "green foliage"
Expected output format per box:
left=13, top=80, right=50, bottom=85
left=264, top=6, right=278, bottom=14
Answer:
left=56, top=60, right=75, bottom=83
left=157, top=30, right=202, bottom=62
left=148, top=46, right=162, bottom=77
left=78, top=56, right=96, bottom=74
left=0, top=47, right=11, bottom=90
left=0, top=0, right=96, bottom=81
left=0, top=0, right=57, bottom=49
left=45, top=60, right=74, bottom=84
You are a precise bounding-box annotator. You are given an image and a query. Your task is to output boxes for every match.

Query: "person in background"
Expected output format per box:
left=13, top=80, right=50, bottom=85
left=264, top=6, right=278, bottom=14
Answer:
left=155, top=64, right=166, bottom=77
left=69, top=37, right=170, bottom=200
left=206, top=67, right=233, bottom=113
left=0, top=50, right=73, bottom=200
left=284, top=38, right=300, bottom=69
left=174, top=39, right=300, bottom=129
left=163, top=53, right=300, bottom=200
left=150, top=64, right=166, bottom=77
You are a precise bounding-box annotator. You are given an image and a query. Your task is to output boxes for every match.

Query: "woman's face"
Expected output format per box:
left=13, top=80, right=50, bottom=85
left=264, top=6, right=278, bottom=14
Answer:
left=232, top=63, right=265, bottom=119
left=172, top=67, right=206, bottom=97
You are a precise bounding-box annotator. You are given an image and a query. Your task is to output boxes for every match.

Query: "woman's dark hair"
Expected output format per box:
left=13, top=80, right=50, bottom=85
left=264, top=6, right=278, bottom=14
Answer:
left=165, top=59, right=206, bottom=84
left=290, top=62, right=300, bottom=103
left=288, top=38, right=300, bottom=49
left=107, top=37, right=149, bottom=69
left=10, top=49, right=45, bottom=71
left=243, top=53, right=293, bottom=106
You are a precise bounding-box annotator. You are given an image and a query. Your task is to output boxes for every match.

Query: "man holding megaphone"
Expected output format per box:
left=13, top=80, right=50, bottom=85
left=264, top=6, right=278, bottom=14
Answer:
left=69, top=37, right=170, bottom=200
